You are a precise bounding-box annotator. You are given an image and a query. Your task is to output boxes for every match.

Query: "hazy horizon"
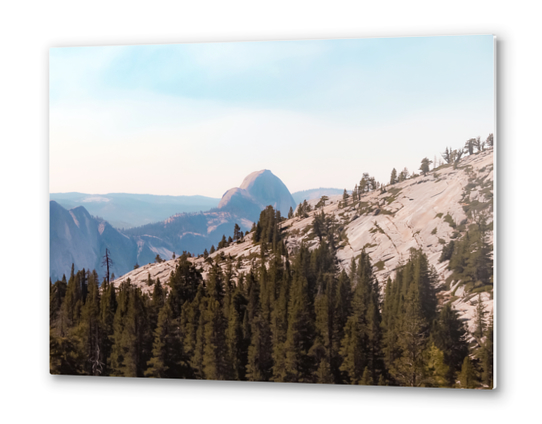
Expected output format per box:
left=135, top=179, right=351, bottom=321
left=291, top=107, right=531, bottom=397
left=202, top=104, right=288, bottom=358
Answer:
left=50, top=35, right=494, bottom=197
left=49, top=179, right=345, bottom=198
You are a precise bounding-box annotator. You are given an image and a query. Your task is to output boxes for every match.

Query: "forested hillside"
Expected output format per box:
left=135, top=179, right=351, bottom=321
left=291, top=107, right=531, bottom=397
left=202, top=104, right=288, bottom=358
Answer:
left=50, top=137, right=494, bottom=388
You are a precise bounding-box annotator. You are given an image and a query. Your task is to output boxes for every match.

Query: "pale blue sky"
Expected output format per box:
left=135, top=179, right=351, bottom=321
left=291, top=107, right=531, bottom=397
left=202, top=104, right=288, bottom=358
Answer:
left=50, top=35, right=494, bottom=197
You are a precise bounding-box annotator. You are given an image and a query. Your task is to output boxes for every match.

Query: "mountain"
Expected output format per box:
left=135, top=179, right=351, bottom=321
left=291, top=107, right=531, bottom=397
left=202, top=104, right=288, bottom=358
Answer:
left=49, top=201, right=137, bottom=282
left=218, top=170, right=296, bottom=218
left=123, top=169, right=296, bottom=259
left=292, top=187, right=345, bottom=205
left=114, top=148, right=494, bottom=335
left=50, top=169, right=296, bottom=280
left=49, top=192, right=220, bottom=229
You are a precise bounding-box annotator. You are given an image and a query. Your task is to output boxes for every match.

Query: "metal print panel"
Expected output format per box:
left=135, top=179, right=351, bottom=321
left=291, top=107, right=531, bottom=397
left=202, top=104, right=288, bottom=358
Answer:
left=49, top=35, right=495, bottom=389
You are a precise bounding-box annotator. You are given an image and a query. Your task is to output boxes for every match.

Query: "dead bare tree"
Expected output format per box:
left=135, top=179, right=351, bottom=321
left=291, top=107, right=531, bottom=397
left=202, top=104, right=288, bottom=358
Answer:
left=101, top=248, right=114, bottom=284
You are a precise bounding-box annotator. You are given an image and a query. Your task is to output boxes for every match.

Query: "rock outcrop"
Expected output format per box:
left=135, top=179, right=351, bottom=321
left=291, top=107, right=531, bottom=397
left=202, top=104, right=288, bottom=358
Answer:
left=218, top=170, right=296, bottom=219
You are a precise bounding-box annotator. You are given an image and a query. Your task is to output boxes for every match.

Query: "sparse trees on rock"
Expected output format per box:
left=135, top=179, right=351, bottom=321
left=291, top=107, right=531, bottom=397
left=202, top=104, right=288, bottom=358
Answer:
left=398, top=167, right=409, bottom=182
left=442, top=147, right=453, bottom=164
left=316, top=195, right=329, bottom=209
left=233, top=223, right=242, bottom=241
left=295, top=200, right=311, bottom=218
left=464, top=138, right=476, bottom=155
left=473, top=136, right=485, bottom=152
left=486, top=133, right=494, bottom=147
left=419, top=158, right=432, bottom=176
left=390, top=168, right=397, bottom=185
left=342, top=189, right=350, bottom=207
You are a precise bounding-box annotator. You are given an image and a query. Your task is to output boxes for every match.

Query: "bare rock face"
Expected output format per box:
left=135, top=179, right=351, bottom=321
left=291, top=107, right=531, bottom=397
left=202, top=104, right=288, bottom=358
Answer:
left=218, top=170, right=296, bottom=218
left=216, top=187, right=262, bottom=220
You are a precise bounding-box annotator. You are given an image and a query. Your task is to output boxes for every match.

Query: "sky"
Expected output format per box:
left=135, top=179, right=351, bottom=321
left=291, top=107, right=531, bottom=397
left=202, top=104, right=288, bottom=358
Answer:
left=49, top=35, right=495, bottom=197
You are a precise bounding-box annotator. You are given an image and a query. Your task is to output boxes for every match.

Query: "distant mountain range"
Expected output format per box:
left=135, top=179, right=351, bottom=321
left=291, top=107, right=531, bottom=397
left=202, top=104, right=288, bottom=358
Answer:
left=50, top=170, right=305, bottom=282
left=292, top=188, right=345, bottom=205
left=51, top=187, right=343, bottom=230
left=49, top=192, right=221, bottom=229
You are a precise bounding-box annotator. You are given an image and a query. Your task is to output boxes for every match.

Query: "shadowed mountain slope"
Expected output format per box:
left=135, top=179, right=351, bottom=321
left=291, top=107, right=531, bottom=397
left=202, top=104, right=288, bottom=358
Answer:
left=49, top=201, right=137, bottom=282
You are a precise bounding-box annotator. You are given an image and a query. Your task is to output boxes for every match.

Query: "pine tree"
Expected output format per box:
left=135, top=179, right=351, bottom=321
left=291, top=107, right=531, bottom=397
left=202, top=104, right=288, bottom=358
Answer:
left=182, top=286, right=206, bottom=377
left=342, top=189, right=350, bottom=207
left=271, top=271, right=291, bottom=382
left=432, top=303, right=469, bottom=386
left=226, top=289, right=248, bottom=380
left=458, top=356, right=477, bottom=388
left=339, top=316, right=364, bottom=384
left=382, top=250, right=437, bottom=388
left=149, top=278, right=166, bottom=330
left=145, top=302, right=189, bottom=378
left=360, top=367, right=372, bottom=385
left=425, top=343, right=449, bottom=387
left=486, top=133, right=494, bottom=147
left=100, top=279, right=117, bottom=374
left=233, top=223, right=242, bottom=241
left=309, top=282, right=333, bottom=384
left=419, top=157, right=432, bottom=175
left=206, top=263, right=224, bottom=303
left=247, top=262, right=274, bottom=381
left=480, top=313, right=494, bottom=388
left=50, top=275, right=67, bottom=324
left=398, top=167, right=409, bottom=182
left=389, top=168, right=397, bottom=185
left=473, top=136, right=484, bottom=152
left=442, top=147, right=453, bottom=164
left=473, top=294, right=486, bottom=343
left=246, top=314, right=273, bottom=381
left=168, top=255, right=203, bottom=318
left=464, top=138, right=476, bottom=155
left=332, top=270, right=351, bottom=383
left=50, top=331, right=83, bottom=375
left=191, top=292, right=208, bottom=378
left=352, top=184, right=358, bottom=202
left=77, top=271, right=103, bottom=375
left=110, top=281, right=152, bottom=377
left=202, top=298, right=230, bottom=380
left=391, top=284, right=428, bottom=387
left=339, top=251, right=382, bottom=385
left=283, top=274, right=315, bottom=382
left=288, top=206, right=294, bottom=219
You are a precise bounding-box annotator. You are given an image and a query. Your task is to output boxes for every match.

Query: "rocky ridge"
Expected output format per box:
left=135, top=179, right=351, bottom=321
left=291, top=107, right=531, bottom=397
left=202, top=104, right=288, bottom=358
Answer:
left=113, top=149, right=494, bottom=335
